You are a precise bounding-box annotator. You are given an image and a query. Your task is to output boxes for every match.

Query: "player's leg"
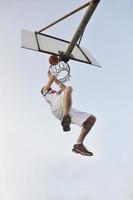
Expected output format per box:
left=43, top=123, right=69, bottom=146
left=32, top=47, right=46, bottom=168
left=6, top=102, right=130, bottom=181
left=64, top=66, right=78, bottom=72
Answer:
left=76, top=115, right=96, bottom=143
left=61, top=86, right=73, bottom=131
left=72, top=115, right=96, bottom=156
left=63, top=86, right=73, bottom=115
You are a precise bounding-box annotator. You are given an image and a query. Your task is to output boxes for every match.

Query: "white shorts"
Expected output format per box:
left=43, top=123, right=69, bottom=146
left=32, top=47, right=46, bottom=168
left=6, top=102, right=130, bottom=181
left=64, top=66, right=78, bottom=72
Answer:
left=51, top=93, right=91, bottom=127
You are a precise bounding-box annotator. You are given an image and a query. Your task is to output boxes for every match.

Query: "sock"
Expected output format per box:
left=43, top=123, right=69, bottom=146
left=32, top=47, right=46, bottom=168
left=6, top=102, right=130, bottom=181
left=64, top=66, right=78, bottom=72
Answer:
left=76, top=142, right=83, bottom=145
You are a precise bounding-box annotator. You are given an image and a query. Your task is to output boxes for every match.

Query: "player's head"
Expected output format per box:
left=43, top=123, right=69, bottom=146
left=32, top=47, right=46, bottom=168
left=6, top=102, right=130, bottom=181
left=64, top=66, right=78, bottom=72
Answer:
left=49, top=54, right=59, bottom=65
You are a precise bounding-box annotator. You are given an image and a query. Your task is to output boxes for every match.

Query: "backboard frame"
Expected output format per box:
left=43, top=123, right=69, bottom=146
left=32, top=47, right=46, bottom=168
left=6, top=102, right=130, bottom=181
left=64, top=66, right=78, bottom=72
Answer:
left=21, top=0, right=101, bottom=68
left=21, top=29, right=101, bottom=67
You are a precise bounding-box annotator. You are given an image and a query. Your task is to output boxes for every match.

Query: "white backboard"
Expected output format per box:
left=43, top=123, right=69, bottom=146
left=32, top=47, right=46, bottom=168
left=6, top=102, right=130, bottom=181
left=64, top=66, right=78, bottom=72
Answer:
left=21, top=29, right=100, bottom=67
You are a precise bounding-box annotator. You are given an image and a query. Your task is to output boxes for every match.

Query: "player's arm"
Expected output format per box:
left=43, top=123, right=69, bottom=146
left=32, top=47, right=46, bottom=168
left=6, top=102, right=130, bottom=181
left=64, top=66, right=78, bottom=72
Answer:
left=41, top=73, right=56, bottom=94
left=54, top=78, right=66, bottom=93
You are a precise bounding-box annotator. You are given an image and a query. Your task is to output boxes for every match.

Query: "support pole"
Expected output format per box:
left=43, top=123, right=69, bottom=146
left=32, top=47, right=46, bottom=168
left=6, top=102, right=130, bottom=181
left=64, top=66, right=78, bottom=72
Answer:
left=38, top=1, right=91, bottom=33
left=63, top=0, right=100, bottom=62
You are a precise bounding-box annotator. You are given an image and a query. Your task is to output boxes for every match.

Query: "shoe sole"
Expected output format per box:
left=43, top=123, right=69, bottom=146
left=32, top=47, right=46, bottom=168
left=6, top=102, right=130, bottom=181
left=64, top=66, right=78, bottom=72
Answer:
left=61, top=115, right=71, bottom=132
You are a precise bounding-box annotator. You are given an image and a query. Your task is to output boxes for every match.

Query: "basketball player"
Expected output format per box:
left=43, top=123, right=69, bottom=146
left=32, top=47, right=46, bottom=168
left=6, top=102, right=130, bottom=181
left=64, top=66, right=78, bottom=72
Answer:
left=41, top=56, right=96, bottom=156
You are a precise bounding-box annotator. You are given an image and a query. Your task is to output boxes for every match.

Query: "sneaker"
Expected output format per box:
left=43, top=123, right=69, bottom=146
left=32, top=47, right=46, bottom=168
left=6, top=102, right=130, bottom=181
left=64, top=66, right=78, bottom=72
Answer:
left=72, top=143, right=93, bottom=156
left=61, top=114, right=71, bottom=132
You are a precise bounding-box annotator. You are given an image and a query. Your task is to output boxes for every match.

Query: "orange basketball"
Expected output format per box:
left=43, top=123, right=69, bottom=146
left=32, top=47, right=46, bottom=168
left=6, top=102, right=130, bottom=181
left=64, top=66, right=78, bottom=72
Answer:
left=49, top=55, right=59, bottom=65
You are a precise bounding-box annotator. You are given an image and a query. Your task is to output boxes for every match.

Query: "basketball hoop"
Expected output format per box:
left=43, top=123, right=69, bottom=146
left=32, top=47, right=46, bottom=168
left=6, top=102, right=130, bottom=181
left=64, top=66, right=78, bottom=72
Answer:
left=21, top=0, right=101, bottom=80
left=48, top=61, right=70, bottom=83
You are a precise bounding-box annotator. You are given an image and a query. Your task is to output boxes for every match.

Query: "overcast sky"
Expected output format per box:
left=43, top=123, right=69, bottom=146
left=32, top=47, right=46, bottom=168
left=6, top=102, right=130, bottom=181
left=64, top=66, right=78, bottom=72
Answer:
left=0, top=0, right=133, bottom=200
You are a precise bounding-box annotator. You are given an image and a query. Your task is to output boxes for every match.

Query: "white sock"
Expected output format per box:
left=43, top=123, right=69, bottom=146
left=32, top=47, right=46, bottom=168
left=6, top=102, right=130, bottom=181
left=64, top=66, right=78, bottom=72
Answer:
left=76, top=142, right=82, bottom=145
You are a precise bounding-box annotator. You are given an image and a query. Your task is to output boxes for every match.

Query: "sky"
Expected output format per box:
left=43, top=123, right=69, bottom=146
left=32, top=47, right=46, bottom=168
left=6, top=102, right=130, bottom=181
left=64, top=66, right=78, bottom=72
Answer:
left=0, top=0, right=133, bottom=200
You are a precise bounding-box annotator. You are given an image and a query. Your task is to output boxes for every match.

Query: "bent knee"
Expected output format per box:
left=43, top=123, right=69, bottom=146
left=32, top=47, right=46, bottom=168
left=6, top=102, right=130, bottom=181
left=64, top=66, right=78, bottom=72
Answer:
left=65, top=86, right=73, bottom=93
left=89, top=115, right=96, bottom=124
left=83, top=115, right=96, bottom=127
left=90, top=115, right=96, bottom=123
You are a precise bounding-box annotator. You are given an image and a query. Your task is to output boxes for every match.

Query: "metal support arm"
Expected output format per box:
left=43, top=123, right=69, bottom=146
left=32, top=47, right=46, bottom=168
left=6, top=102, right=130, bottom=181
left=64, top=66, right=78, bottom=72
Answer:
left=63, top=0, right=100, bottom=62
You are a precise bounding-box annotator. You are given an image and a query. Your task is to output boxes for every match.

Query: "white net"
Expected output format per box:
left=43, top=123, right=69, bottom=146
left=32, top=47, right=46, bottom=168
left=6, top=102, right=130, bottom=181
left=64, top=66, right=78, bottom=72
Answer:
left=49, top=61, right=70, bottom=83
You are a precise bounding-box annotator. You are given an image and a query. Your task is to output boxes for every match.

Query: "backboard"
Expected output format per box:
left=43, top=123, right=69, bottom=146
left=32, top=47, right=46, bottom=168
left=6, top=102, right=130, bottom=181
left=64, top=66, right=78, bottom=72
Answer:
left=21, top=29, right=100, bottom=67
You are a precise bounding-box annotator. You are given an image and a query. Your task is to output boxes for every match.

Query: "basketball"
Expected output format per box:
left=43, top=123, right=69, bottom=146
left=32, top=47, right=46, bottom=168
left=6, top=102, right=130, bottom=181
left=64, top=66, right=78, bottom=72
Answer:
left=49, top=55, right=59, bottom=65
